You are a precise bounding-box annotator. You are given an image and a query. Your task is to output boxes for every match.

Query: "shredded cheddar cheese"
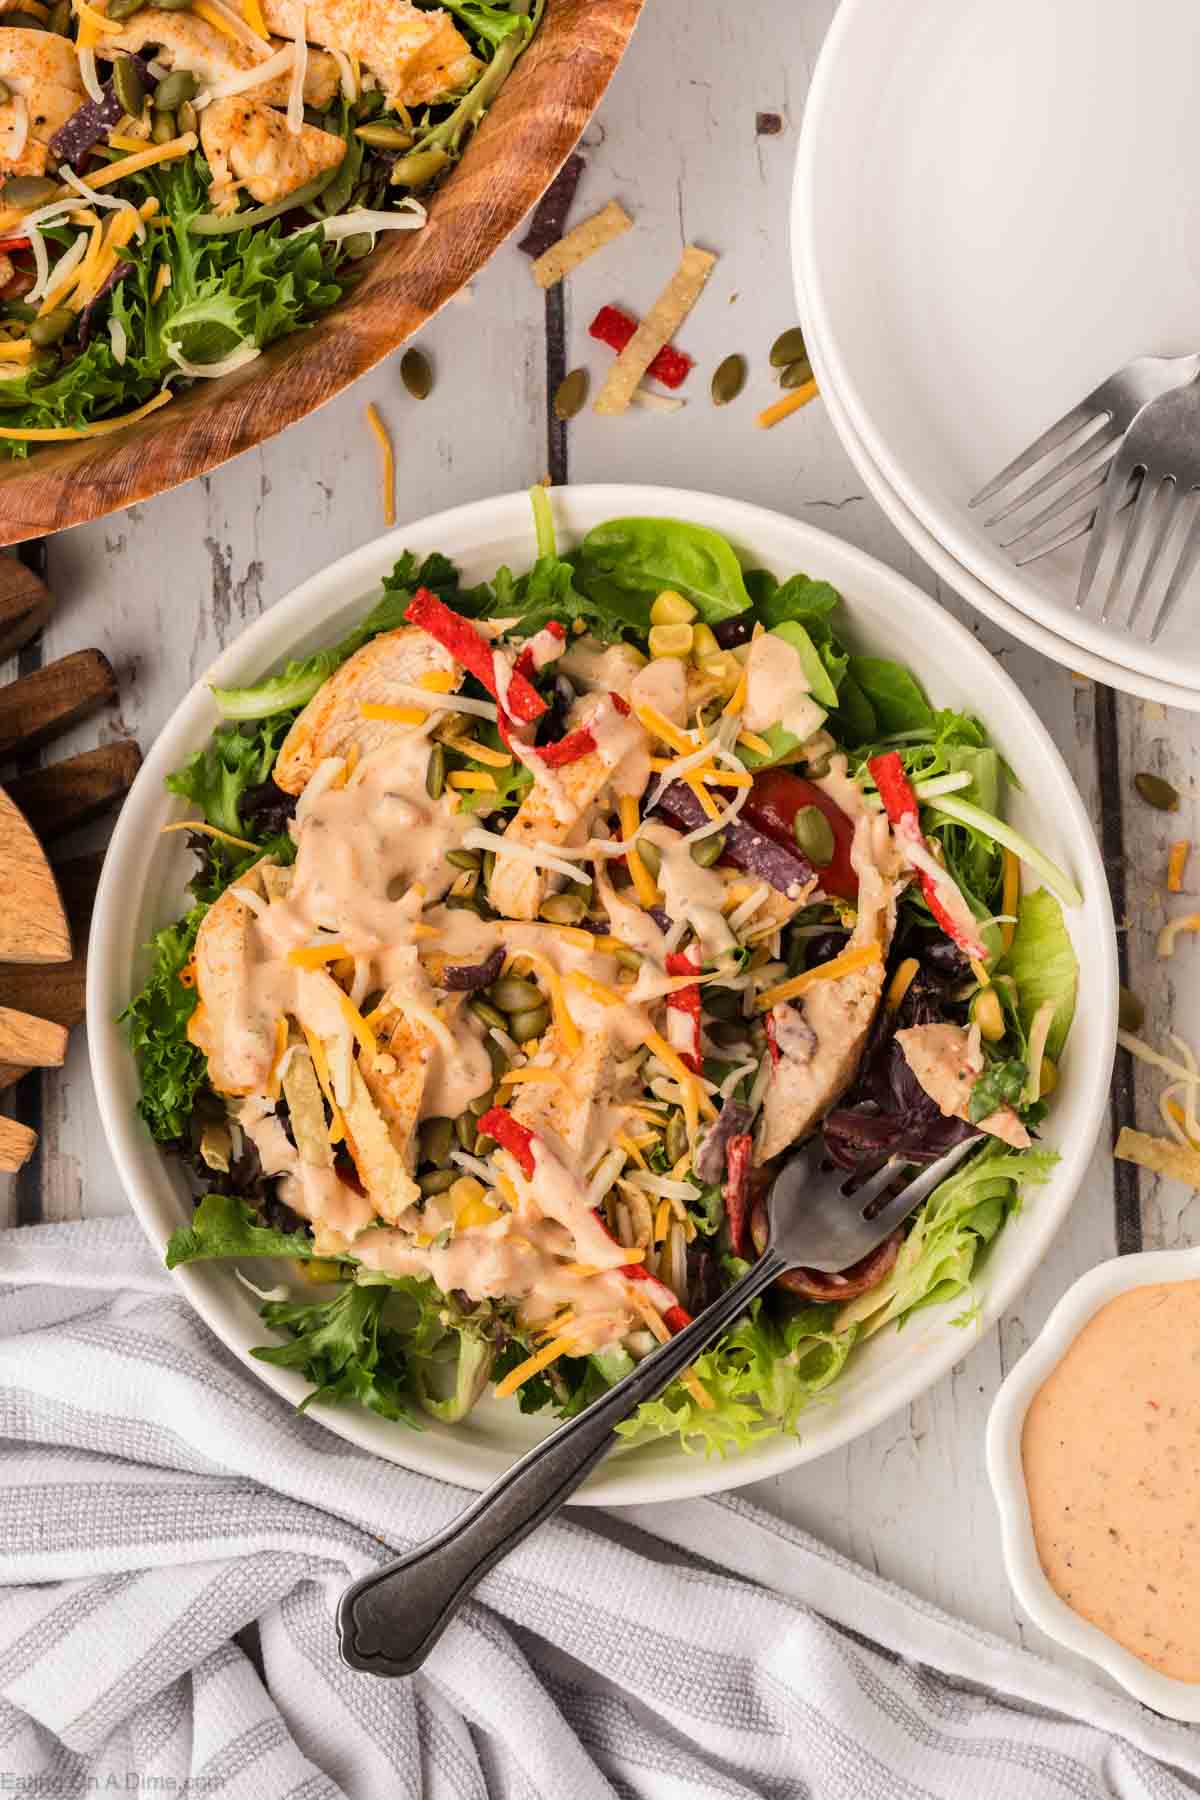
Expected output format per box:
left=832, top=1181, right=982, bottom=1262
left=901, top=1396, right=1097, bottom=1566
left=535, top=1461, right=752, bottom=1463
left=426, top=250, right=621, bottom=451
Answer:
left=266, top=1017, right=289, bottom=1100
left=1158, top=913, right=1200, bottom=959
left=0, top=388, right=171, bottom=439
left=510, top=948, right=581, bottom=1053
left=632, top=701, right=696, bottom=759
left=757, top=381, right=819, bottom=428
left=359, top=702, right=427, bottom=725
left=499, top=1067, right=565, bottom=1088
left=287, top=941, right=349, bottom=969
left=241, top=0, right=269, bottom=33
left=446, top=771, right=497, bottom=792
left=418, top=669, right=456, bottom=692
left=457, top=739, right=512, bottom=768
left=724, top=667, right=750, bottom=718
left=493, top=1336, right=577, bottom=1398
left=757, top=942, right=883, bottom=1010
left=335, top=990, right=378, bottom=1058
left=302, top=1027, right=345, bottom=1145
left=83, top=134, right=198, bottom=188
left=564, top=969, right=622, bottom=1009
left=365, top=402, right=395, bottom=527
left=193, top=0, right=243, bottom=40
left=618, top=793, right=659, bottom=908
left=159, top=818, right=258, bottom=851
left=616, top=1130, right=648, bottom=1170
left=1168, top=840, right=1191, bottom=895
left=0, top=339, right=34, bottom=362
left=885, top=957, right=919, bottom=1012
left=1000, top=850, right=1020, bottom=952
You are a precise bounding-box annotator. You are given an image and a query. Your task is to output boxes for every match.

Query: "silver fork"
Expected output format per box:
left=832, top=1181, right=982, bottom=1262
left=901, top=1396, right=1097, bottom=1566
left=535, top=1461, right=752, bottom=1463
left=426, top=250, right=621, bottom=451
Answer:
left=1073, top=377, right=1200, bottom=639
left=968, top=354, right=1200, bottom=564
left=336, top=1134, right=978, bottom=1677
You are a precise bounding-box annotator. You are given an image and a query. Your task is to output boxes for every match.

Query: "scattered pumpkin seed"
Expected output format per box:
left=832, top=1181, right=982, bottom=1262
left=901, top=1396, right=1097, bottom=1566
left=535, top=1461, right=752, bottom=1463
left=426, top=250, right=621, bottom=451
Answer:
left=1134, top=771, right=1179, bottom=811
left=469, top=997, right=509, bottom=1034
left=4, top=10, right=46, bottom=24
left=28, top=309, right=73, bottom=348
left=2, top=175, right=56, bottom=207
left=665, top=1112, right=688, bottom=1165
left=0, top=80, right=11, bottom=105
left=780, top=356, right=815, bottom=389
left=540, top=891, right=586, bottom=926
left=691, top=832, right=725, bottom=868
left=490, top=975, right=543, bottom=1014
left=1118, top=985, right=1144, bottom=1032
left=150, top=109, right=177, bottom=144
left=153, top=67, right=195, bottom=110
left=509, top=1003, right=550, bottom=1043
left=553, top=365, right=589, bottom=420
left=419, top=1116, right=454, bottom=1166
left=482, top=849, right=496, bottom=888
left=467, top=1085, right=496, bottom=1118
left=454, top=1112, right=476, bottom=1152
left=107, top=0, right=149, bottom=17
left=711, top=352, right=746, bottom=406
left=486, top=1036, right=509, bottom=1078
left=793, top=804, right=834, bottom=866
left=418, top=1167, right=456, bottom=1197
left=354, top=121, right=415, bottom=149
left=473, top=1132, right=497, bottom=1156
left=445, top=847, right=481, bottom=872
left=769, top=326, right=808, bottom=368
left=177, top=99, right=198, bottom=135
left=342, top=232, right=373, bottom=261
left=636, top=838, right=662, bottom=879
left=704, top=984, right=741, bottom=1021
left=401, top=346, right=432, bottom=400
left=113, top=54, right=146, bottom=119
left=425, top=742, right=445, bottom=800
left=156, top=0, right=194, bottom=13
left=48, top=0, right=70, bottom=30
left=613, top=945, right=642, bottom=972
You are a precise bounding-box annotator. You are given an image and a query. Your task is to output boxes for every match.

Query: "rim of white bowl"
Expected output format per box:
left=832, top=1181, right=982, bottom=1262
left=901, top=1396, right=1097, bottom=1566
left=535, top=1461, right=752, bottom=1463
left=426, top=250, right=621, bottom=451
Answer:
left=88, top=485, right=1116, bottom=1505
left=987, top=1246, right=1200, bottom=1719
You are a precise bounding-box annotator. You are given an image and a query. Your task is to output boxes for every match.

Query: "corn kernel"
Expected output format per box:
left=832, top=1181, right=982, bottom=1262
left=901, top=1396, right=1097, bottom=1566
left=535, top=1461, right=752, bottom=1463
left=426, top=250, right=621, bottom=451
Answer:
left=973, top=986, right=1005, bottom=1042
left=1039, top=1056, right=1058, bottom=1096
left=699, top=651, right=741, bottom=696
left=691, top=622, right=720, bottom=662
left=648, top=622, right=694, bottom=659
left=448, top=1175, right=485, bottom=1210
left=455, top=1195, right=501, bottom=1230
left=650, top=590, right=697, bottom=627
left=295, top=1257, right=341, bottom=1283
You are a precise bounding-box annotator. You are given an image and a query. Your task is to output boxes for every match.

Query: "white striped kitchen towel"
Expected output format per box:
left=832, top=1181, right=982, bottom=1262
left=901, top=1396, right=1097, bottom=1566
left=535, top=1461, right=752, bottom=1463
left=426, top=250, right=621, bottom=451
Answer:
left=2, top=1217, right=1199, bottom=1800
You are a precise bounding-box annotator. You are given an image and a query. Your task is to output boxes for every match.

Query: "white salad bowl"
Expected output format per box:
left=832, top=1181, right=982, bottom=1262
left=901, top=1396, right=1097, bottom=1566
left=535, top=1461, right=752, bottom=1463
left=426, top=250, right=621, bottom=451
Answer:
left=987, top=1247, right=1200, bottom=1720
left=89, top=486, right=1117, bottom=1504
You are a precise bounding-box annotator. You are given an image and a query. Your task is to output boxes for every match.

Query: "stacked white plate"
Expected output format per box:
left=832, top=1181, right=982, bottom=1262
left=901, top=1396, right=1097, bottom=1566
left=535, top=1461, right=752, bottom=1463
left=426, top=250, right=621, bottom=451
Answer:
left=793, top=0, right=1200, bottom=711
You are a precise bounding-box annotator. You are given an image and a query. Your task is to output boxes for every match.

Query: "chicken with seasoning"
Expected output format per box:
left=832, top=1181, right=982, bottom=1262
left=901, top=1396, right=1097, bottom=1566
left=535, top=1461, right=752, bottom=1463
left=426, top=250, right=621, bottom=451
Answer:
left=134, top=498, right=1076, bottom=1453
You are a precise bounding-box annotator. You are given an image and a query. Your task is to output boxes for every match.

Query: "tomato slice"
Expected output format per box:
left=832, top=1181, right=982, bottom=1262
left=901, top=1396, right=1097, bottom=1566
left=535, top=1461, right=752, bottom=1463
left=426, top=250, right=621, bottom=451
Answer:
left=743, top=770, right=858, bottom=900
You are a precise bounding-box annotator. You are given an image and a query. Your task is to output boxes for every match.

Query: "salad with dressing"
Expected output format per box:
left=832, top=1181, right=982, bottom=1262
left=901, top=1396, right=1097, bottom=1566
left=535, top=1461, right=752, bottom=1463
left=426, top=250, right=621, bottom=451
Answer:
left=0, top=0, right=536, bottom=449
left=129, top=491, right=1081, bottom=1453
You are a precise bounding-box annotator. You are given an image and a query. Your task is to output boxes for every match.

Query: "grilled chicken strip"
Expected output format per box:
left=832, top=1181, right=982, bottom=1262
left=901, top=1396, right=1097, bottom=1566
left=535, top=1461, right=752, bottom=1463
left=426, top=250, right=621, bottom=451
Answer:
left=105, top=11, right=339, bottom=107
left=200, top=95, right=345, bottom=208
left=895, top=1022, right=1030, bottom=1149
left=260, top=0, right=478, bottom=110
left=0, top=31, right=84, bottom=176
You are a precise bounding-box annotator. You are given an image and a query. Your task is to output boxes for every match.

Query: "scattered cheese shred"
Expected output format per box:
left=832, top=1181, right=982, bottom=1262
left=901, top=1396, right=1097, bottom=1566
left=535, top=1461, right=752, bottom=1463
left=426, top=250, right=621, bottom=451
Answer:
left=736, top=729, right=772, bottom=757
left=685, top=772, right=721, bottom=822
left=493, top=1335, right=577, bottom=1398
left=73, top=0, right=122, bottom=35
left=335, top=990, right=378, bottom=1058
left=1157, top=912, right=1200, bottom=959
left=159, top=818, right=259, bottom=851
left=565, top=969, right=622, bottom=1009
left=447, top=770, right=497, bottom=792
left=1000, top=850, right=1020, bottom=952
left=358, top=701, right=427, bottom=725
left=241, top=0, right=269, bottom=31
left=1168, top=840, right=1191, bottom=895
left=499, top=1066, right=564, bottom=1087
left=302, top=1027, right=346, bottom=1145
left=616, top=1129, right=648, bottom=1170
left=457, top=738, right=512, bottom=768
left=757, top=942, right=883, bottom=1011
left=1115, top=1126, right=1200, bottom=1188
left=0, top=387, right=171, bottom=440
left=618, top=793, right=659, bottom=908
left=531, top=198, right=632, bottom=290
left=885, top=957, right=919, bottom=1013
left=724, top=668, right=750, bottom=718
left=287, top=941, right=349, bottom=969
left=0, top=339, right=33, bottom=363
left=654, top=1198, right=671, bottom=1242
left=83, top=134, right=198, bottom=189
left=266, top=1017, right=289, bottom=1100
left=633, top=700, right=696, bottom=758
left=757, top=381, right=819, bottom=428
left=418, top=669, right=457, bottom=692
left=193, top=0, right=244, bottom=42
left=594, top=243, right=717, bottom=415
left=510, top=947, right=581, bottom=1054
left=107, top=132, right=148, bottom=153
left=643, top=1025, right=717, bottom=1125
left=365, top=402, right=395, bottom=527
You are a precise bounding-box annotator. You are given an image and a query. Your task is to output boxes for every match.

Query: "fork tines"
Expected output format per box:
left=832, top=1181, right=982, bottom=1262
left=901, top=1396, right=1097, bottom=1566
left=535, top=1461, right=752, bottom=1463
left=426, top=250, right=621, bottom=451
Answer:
left=969, top=405, right=1122, bottom=564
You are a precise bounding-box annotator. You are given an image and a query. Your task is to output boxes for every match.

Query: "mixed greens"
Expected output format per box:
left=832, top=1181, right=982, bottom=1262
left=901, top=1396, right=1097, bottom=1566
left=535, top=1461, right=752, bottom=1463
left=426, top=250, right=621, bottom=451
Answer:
left=128, top=498, right=1080, bottom=1455
left=0, top=0, right=538, bottom=449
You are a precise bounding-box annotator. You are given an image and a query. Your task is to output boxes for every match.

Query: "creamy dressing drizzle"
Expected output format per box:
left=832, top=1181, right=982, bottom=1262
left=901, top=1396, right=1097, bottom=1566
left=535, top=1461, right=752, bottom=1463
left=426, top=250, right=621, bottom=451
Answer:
left=743, top=633, right=825, bottom=742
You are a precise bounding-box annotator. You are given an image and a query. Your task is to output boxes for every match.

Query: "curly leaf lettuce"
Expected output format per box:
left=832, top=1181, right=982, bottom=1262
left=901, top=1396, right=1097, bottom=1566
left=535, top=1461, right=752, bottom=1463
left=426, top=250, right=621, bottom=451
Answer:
left=120, top=907, right=206, bottom=1143
left=166, top=1193, right=318, bottom=1266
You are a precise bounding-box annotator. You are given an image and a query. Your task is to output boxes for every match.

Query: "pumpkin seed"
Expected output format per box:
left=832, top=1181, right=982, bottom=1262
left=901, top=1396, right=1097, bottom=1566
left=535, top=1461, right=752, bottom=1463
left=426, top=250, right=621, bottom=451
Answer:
left=107, top=0, right=148, bottom=17
left=28, top=309, right=72, bottom=348
left=636, top=838, right=662, bottom=879
left=469, top=997, right=508, bottom=1033
left=780, top=356, right=814, bottom=389
left=769, top=326, right=807, bottom=368
left=445, top=847, right=481, bottom=872
left=48, top=0, right=70, bottom=30
left=482, top=849, right=496, bottom=888
left=710, top=352, right=746, bottom=406
left=419, top=1116, right=454, bottom=1166
left=486, top=1037, right=509, bottom=1079
left=1118, top=985, right=1144, bottom=1032
left=793, top=804, right=834, bottom=866
left=150, top=109, right=176, bottom=144
left=509, top=1003, right=550, bottom=1043
left=665, top=1112, right=688, bottom=1165
left=156, top=0, right=194, bottom=13
left=401, top=346, right=432, bottom=400
left=473, top=1132, right=497, bottom=1156
left=0, top=80, right=11, bottom=104
left=691, top=832, right=725, bottom=868
left=539, top=891, right=586, bottom=926
left=2, top=175, right=56, bottom=207
left=490, top=975, right=543, bottom=1014
left=154, top=68, right=196, bottom=110
left=354, top=121, right=414, bottom=149
left=418, top=1167, right=456, bottom=1197
left=553, top=366, right=589, bottom=420
left=444, top=893, right=485, bottom=915
left=177, top=100, right=198, bottom=135
left=113, top=54, right=146, bottom=119
left=704, top=984, right=741, bottom=1021
left=613, top=946, right=642, bottom=971
left=467, top=1085, right=496, bottom=1118
left=1134, top=771, right=1179, bottom=811
left=342, top=232, right=373, bottom=260
left=454, top=1112, right=476, bottom=1152
left=425, top=742, right=445, bottom=800
left=3, top=10, right=46, bottom=24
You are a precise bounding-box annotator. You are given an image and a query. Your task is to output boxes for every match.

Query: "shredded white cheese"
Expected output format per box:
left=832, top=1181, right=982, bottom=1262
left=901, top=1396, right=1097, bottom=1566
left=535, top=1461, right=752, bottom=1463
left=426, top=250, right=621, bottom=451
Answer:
left=286, top=1, right=307, bottom=135
left=322, top=202, right=427, bottom=243
left=461, top=826, right=586, bottom=887
left=202, top=41, right=295, bottom=104
left=2, top=95, right=29, bottom=164
left=167, top=341, right=261, bottom=379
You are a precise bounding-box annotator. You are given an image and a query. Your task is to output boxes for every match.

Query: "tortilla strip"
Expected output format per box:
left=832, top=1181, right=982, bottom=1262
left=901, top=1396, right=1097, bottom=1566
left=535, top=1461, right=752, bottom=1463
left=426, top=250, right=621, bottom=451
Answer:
left=531, top=199, right=632, bottom=289
left=1115, top=1126, right=1200, bottom=1187
left=593, top=244, right=716, bottom=416
left=281, top=1046, right=334, bottom=1169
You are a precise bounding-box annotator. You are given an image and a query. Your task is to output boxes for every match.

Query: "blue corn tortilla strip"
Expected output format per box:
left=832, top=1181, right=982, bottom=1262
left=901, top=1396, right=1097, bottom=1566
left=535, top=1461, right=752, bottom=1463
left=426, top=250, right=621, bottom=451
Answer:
left=518, top=152, right=586, bottom=258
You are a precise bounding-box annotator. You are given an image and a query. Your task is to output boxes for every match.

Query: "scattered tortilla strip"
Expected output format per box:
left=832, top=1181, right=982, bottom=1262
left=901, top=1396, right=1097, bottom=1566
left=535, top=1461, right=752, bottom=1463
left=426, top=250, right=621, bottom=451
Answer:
left=282, top=1047, right=334, bottom=1167
left=593, top=244, right=717, bottom=416
left=518, top=152, right=585, bottom=257
left=1157, top=911, right=1200, bottom=958
left=531, top=199, right=632, bottom=290
left=1116, top=1126, right=1200, bottom=1187
left=1168, top=839, right=1191, bottom=894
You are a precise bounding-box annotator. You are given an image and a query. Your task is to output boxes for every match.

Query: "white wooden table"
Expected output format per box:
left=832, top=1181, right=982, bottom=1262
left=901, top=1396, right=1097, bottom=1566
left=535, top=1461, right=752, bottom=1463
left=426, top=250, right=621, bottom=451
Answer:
left=2, top=0, right=1192, bottom=1687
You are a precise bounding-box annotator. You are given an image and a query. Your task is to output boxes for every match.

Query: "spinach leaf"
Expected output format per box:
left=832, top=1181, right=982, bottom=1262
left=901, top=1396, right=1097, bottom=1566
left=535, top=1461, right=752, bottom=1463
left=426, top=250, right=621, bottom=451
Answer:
left=165, top=1193, right=317, bottom=1266
left=999, top=888, right=1079, bottom=1060
left=121, top=908, right=207, bottom=1143
left=968, top=1059, right=1028, bottom=1123
left=758, top=571, right=841, bottom=631
left=845, top=656, right=934, bottom=734
left=573, top=517, right=751, bottom=623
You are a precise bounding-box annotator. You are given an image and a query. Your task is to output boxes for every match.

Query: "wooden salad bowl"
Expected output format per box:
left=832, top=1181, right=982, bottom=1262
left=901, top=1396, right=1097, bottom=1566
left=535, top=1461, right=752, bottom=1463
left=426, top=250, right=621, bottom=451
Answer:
left=0, top=0, right=643, bottom=544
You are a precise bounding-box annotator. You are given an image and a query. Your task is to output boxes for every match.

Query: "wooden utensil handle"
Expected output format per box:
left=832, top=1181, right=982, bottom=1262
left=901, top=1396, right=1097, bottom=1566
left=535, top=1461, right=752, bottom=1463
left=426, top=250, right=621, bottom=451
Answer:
left=0, top=650, right=116, bottom=760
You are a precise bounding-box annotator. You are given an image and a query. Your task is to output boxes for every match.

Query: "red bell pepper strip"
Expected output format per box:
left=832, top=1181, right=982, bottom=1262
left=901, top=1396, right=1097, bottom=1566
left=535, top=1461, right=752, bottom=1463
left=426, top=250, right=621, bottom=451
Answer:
left=477, top=1107, right=536, bottom=1180
left=665, top=948, right=703, bottom=1073
left=404, top=588, right=547, bottom=724
left=536, top=724, right=597, bottom=768
left=867, top=751, right=987, bottom=962
left=610, top=690, right=630, bottom=717
left=589, top=304, right=694, bottom=390
left=621, top=1261, right=692, bottom=1334
left=0, top=237, right=30, bottom=253
left=722, top=1133, right=753, bottom=1258
left=513, top=619, right=566, bottom=683
left=763, top=1010, right=781, bottom=1065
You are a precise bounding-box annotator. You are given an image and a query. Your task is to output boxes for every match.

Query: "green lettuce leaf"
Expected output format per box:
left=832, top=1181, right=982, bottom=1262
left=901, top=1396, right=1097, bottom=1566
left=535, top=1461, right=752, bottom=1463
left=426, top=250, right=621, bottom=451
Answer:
left=254, top=1283, right=417, bottom=1424
left=572, top=517, right=751, bottom=624
left=165, top=1193, right=317, bottom=1267
left=835, top=1141, right=1059, bottom=1340
left=166, top=714, right=294, bottom=837
left=121, top=908, right=206, bottom=1143
left=999, top=888, right=1079, bottom=1060
left=846, top=656, right=934, bottom=735
left=968, top=1058, right=1028, bottom=1122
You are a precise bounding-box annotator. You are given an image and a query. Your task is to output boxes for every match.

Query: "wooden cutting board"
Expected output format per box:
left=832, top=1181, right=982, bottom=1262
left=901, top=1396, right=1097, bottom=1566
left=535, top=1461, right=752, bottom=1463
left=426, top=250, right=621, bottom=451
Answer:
left=0, top=558, right=141, bottom=1172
